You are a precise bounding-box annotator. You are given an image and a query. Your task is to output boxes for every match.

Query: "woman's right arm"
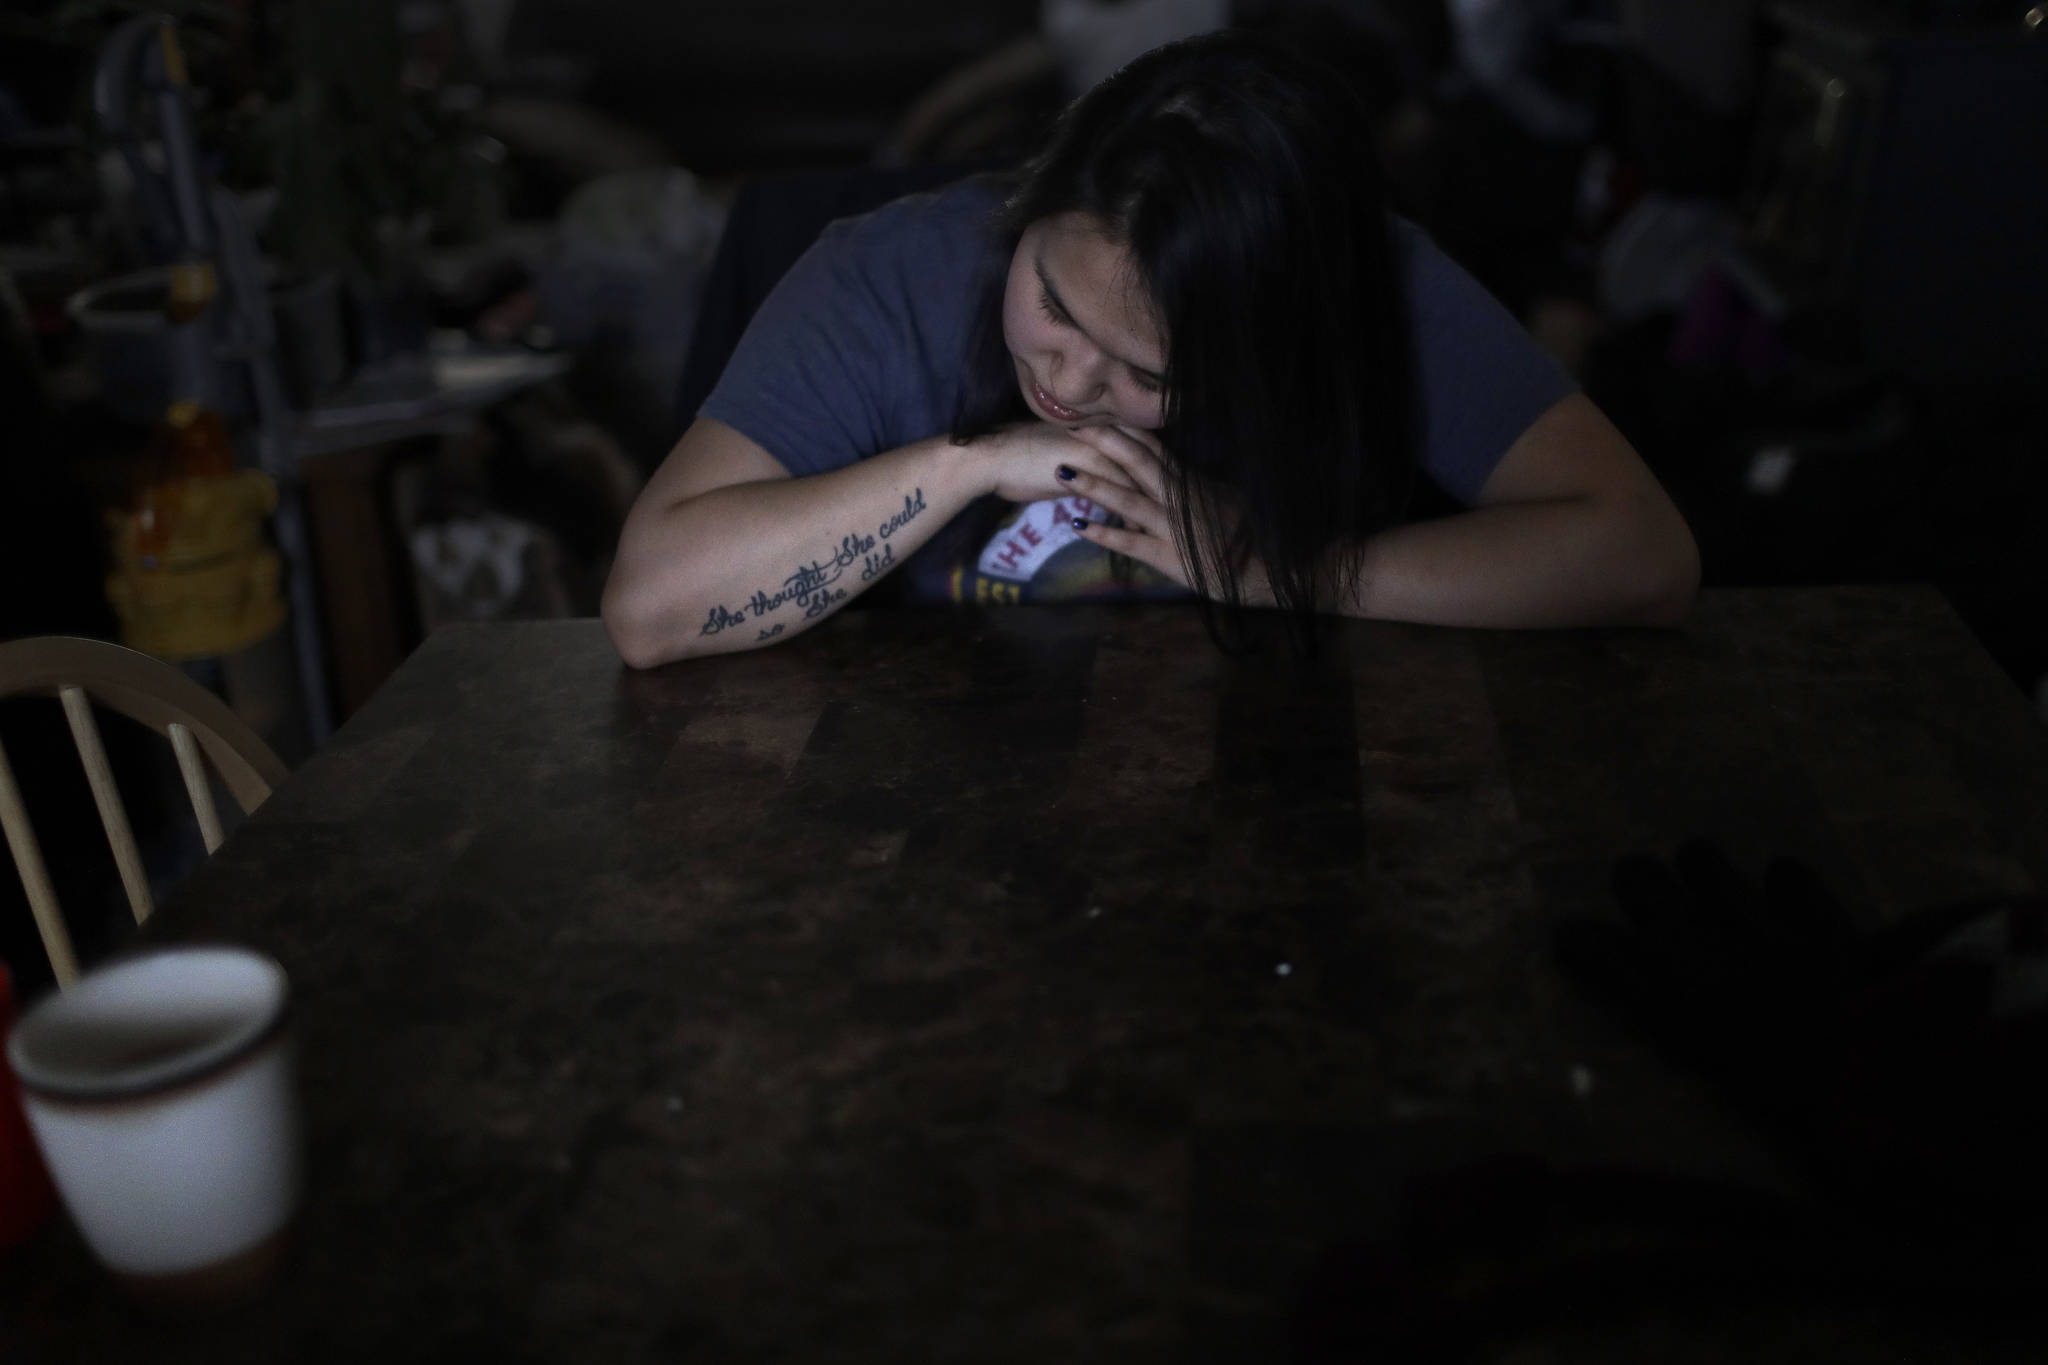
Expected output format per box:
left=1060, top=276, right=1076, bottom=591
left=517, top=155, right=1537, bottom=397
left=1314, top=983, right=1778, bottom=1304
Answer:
left=602, top=417, right=1130, bottom=668
left=601, top=418, right=982, bottom=667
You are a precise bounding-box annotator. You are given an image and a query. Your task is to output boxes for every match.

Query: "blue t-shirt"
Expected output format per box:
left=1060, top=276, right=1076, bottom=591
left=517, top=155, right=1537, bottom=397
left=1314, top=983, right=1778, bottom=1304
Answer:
left=701, top=178, right=1573, bottom=604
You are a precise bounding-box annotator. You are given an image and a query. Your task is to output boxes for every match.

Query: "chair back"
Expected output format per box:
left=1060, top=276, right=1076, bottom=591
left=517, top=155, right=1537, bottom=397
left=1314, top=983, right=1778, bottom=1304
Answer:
left=0, top=636, right=288, bottom=987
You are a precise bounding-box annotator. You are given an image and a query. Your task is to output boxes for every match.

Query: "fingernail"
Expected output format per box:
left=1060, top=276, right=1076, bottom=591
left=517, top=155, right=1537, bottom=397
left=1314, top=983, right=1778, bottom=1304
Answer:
left=1071, top=517, right=1090, bottom=531
left=1056, top=465, right=1076, bottom=481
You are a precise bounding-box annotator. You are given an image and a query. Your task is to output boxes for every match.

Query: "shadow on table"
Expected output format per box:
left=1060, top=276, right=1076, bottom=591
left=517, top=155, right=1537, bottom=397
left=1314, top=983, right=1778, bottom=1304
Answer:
left=1185, top=1118, right=2048, bottom=1364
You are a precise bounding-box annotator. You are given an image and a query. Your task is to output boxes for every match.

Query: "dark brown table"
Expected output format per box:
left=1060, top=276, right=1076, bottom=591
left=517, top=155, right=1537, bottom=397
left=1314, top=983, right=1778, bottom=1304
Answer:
left=9, top=587, right=2048, bottom=1362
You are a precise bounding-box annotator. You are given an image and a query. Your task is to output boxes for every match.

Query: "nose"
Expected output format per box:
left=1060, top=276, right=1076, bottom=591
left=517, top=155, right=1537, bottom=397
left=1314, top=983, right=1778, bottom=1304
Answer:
left=1049, top=343, right=1111, bottom=408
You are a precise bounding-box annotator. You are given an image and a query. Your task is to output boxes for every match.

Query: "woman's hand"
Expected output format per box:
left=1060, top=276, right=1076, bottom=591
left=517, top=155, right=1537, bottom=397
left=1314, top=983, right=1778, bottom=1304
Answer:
left=974, top=420, right=1155, bottom=505
left=1056, top=425, right=1277, bottom=606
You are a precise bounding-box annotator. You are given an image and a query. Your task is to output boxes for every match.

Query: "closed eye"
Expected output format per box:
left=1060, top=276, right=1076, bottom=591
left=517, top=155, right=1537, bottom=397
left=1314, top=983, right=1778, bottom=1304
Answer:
left=1037, top=270, right=1165, bottom=396
left=1038, top=287, right=1071, bottom=327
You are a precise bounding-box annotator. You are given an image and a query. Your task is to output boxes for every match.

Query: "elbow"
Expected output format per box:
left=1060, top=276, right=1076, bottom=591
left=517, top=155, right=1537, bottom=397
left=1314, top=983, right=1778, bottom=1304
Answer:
left=608, top=628, right=672, bottom=673
left=601, top=572, right=684, bottom=670
left=1629, top=512, right=1701, bottom=628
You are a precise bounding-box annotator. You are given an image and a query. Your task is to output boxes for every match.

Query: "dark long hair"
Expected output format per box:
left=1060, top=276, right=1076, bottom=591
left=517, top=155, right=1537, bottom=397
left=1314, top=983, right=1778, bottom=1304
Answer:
left=954, top=30, right=1418, bottom=651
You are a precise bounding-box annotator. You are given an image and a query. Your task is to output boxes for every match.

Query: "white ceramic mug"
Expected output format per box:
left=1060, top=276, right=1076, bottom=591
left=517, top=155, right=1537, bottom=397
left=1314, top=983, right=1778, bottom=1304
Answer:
left=6, top=945, right=300, bottom=1298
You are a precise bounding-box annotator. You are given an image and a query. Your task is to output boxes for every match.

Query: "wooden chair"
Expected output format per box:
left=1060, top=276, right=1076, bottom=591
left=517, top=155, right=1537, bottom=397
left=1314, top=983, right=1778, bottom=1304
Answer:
left=0, top=636, right=288, bottom=987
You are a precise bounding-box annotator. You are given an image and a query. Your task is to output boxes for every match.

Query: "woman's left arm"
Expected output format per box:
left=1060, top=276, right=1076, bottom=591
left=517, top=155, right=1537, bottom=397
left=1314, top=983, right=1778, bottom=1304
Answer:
left=1339, top=392, right=1700, bottom=628
left=1069, top=392, right=1700, bottom=629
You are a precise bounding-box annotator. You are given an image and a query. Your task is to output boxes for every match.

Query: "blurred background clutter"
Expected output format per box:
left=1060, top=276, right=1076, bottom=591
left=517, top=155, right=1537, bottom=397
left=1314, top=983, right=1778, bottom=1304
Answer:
left=2, top=0, right=2046, bottom=988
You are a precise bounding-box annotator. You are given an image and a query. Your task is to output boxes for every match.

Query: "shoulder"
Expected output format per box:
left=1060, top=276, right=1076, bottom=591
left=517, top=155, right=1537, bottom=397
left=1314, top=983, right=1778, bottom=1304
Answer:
left=1386, top=216, right=1479, bottom=306
left=700, top=177, right=1008, bottom=476
left=795, top=175, right=1009, bottom=413
left=812, top=176, right=1009, bottom=290
left=1386, top=215, right=1577, bottom=503
left=769, top=175, right=1007, bottom=371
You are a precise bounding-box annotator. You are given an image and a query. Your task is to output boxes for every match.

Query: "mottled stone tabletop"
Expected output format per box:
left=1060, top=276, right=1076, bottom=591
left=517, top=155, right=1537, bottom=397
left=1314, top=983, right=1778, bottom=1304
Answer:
left=9, top=588, right=2048, bottom=1362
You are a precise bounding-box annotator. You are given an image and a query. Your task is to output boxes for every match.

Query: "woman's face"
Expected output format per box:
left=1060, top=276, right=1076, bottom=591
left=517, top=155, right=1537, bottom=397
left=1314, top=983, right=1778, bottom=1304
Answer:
left=1002, top=212, right=1169, bottom=431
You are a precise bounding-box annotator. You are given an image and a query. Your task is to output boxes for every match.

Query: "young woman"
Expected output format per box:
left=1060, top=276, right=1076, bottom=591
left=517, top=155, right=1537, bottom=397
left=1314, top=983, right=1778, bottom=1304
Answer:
left=603, top=31, right=1698, bottom=669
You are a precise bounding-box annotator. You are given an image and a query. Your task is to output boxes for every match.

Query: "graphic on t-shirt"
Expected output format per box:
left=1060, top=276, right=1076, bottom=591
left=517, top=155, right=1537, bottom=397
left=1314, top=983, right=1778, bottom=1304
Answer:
left=941, top=497, right=1189, bottom=605
left=977, top=496, right=1099, bottom=582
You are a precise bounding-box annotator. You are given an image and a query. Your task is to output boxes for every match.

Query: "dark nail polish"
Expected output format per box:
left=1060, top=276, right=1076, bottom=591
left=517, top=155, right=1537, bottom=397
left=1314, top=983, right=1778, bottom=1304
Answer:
left=1071, top=517, right=1090, bottom=531
left=1056, top=465, right=1076, bottom=481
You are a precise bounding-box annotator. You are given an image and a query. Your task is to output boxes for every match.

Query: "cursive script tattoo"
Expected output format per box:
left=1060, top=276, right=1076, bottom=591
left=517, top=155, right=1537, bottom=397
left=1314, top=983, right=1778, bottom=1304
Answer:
left=745, top=531, right=874, bottom=617
left=700, top=602, right=746, bottom=636
left=708, top=489, right=930, bottom=639
left=878, top=487, right=928, bottom=540
left=803, top=586, right=848, bottom=618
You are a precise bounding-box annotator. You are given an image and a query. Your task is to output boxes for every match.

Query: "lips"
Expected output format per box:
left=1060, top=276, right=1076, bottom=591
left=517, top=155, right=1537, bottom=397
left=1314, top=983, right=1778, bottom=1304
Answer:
left=1031, top=380, right=1084, bottom=424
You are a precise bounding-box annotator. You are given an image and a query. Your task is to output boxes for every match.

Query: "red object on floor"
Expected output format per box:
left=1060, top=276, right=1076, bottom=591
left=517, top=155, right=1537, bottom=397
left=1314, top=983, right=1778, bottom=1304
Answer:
left=0, top=964, right=57, bottom=1251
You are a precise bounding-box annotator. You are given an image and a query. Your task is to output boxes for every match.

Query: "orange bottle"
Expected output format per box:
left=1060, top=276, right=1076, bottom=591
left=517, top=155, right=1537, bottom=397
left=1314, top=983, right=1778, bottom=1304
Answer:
left=109, top=257, right=286, bottom=659
left=135, top=398, right=237, bottom=566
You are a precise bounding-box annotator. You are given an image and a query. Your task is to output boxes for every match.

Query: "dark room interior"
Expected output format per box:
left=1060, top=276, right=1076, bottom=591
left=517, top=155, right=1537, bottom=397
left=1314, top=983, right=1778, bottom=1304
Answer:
left=4, top=1, right=2048, bottom=1357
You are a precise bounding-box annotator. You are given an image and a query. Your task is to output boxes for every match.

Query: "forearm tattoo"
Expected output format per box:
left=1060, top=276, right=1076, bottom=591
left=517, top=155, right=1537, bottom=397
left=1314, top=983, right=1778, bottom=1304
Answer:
left=699, top=488, right=928, bottom=638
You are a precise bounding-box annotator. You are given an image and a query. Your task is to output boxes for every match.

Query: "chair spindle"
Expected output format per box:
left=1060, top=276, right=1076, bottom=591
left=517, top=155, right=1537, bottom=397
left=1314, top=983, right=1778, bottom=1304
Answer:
left=59, top=686, right=154, bottom=926
left=0, top=735, right=81, bottom=987
left=168, top=722, right=225, bottom=854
